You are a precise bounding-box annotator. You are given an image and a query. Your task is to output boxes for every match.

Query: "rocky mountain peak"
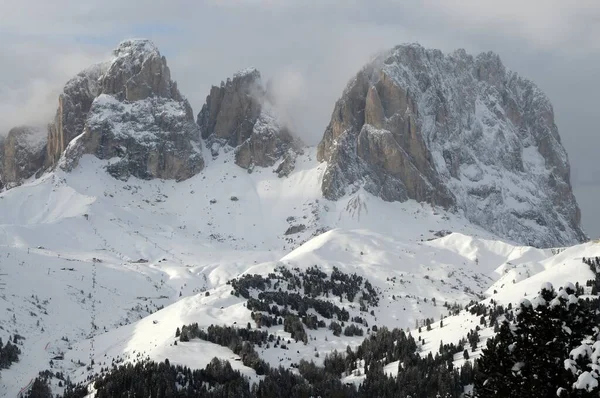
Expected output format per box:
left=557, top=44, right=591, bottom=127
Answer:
left=198, top=68, right=264, bottom=147
left=54, top=39, right=204, bottom=181
left=101, top=39, right=183, bottom=103
left=112, top=38, right=159, bottom=59
left=318, top=44, right=586, bottom=247
left=231, top=67, right=261, bottom=82
left=198, top=68, right=302, bottom=173
left=46, top=39, right=195, bottom=170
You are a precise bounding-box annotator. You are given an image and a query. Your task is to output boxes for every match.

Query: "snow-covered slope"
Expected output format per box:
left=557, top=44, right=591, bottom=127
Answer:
left=0, top=146, right=595, bottom=396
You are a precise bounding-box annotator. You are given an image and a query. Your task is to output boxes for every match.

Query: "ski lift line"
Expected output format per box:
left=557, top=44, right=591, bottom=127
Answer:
left=16, top=378, right=34, bottom=398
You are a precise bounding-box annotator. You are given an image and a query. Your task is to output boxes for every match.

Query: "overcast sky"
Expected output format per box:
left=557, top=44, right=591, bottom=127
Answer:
left=1, top=0, right=598, bottom=237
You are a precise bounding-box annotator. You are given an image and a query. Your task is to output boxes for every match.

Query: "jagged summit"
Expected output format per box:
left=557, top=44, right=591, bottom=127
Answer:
left=318, top=43, right=585, bottom=247
left=197, top=68, right=302, bottom=174
left=102, top=38, right=184, bottom=103
left=198, top=69, right=263, bottom=146
left=113, top=38, right=160, bottom=58
left=60, top=39, right=203, bottom=181
left=0, top=39, right=204, bottom=186
left=0, top=40, right=586, bottom=248
left=232, top=66, right=260, bottom=80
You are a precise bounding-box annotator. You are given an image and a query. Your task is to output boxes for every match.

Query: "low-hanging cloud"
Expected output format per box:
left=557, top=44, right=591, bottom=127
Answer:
left=264, top=68, right=311, bottom=136
left=0, top=38, right=107, bottom=135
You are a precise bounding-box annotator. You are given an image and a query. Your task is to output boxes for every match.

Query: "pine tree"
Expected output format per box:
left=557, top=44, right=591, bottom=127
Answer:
left=474, top=321, right=517, bottom=396
left=474, top=283, right=599, bottom=397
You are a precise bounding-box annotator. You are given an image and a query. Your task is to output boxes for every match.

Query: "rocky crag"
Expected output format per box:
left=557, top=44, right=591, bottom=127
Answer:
left=197, top=68, right=302, bottom=175
left=0, top=126, right=47, bottom=189
left=317, top=44, right=585, bottom=247
left=0, top=40, right=587, bottom=247
left=60, top=39, right=204, bottom=181
left=0, top=39, right=204, bottom=186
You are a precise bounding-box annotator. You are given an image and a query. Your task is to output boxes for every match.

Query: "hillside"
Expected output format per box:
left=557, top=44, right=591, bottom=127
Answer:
left=0, top=149, right=596, bottom=396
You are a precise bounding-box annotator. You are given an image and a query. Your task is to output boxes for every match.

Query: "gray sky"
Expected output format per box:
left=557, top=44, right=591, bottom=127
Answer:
left=1, top=0, right=598, bottom=238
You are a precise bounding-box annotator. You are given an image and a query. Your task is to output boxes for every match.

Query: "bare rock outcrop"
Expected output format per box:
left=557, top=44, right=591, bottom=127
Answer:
left=318, top=44, right=586, bottom=247
left=60, top=39, right=204, bottom=180
left=0, top=126, right=47, bottom=188
left=197, top=68, right=302, bottom=172
left=47, top=63, right=107, bottom=166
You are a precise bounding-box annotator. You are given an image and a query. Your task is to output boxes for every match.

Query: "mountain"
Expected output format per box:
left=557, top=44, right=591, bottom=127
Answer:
left=60, top=39, right=204, bottom=181
left=197, top=68, right=303, bottom=174
left=317, top=44, right=586, bottom=248
left=0, top=126, right=47, bottom=189
left=0, top=40, right=595, bottom=397
left=0, top=39, right=204, bottom=186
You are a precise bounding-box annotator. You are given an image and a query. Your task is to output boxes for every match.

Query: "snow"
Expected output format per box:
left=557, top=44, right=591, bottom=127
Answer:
left=570, top=344, right=592, bottom=360
left=541, top=281, right=554, bottom=292
left=361, top=124, right=392, bottom=137
left=511, top=362, right=525, bottom=372
left=13, top=126, right=47, bottom=154
left=0, top=145, right=598, bottom=396
left=111, top=39, right=160, bottom=67
left=519, top=298, right=532, bottom=308
left=86, top=94, right=196, bottom=146
left=574, top=372, right=598, bottom=391
left=233, top=67, right=259, bottom=79
left=531, top=296, right=546, bottom=309
left=334, top=43, right=586, bottom=248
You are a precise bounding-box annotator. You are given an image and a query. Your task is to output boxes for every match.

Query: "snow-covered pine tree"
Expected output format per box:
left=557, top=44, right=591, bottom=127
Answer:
left=474, top=282, right=599, bottom=397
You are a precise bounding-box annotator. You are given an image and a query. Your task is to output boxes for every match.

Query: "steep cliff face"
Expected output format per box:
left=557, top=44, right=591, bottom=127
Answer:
left=0, top=126, right=47, bottom=188
left=318, top=44, right=585, bottom=247
left=61, top=39, right=204, bottom=180
left=47, top=63, right=107, bottom=166
left=197, top=68, right=302, bottom=172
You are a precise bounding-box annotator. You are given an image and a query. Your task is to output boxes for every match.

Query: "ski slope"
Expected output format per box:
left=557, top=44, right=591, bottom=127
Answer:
left=0, top=148, right=596, bottom=396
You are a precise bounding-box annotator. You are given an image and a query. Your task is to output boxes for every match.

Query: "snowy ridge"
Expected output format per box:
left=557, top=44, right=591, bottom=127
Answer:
left=87, top=95, right=195, bottom=144
left=233, top=67, right=259, bottom=80
left=61, top=62, right=108, bottom=98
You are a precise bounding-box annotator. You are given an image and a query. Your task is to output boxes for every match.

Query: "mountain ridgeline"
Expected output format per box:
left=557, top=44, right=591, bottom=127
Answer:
left=0, top=39, right=587, bottom=247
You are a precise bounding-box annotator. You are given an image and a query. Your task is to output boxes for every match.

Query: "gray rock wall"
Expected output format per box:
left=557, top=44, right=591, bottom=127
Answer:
left=59, top=39, right=204, bottom=181
left=197, top=68, right=302, bottom=171
left=318, top=44, right=586, bottom=247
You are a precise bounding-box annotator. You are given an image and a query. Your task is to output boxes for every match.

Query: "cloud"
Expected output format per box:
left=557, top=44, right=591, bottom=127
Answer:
left=0, top=38, right=105, bottom=134
left=264, top=68, right=310, bottom=135
left=416, top=0, right=600, bottom=50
